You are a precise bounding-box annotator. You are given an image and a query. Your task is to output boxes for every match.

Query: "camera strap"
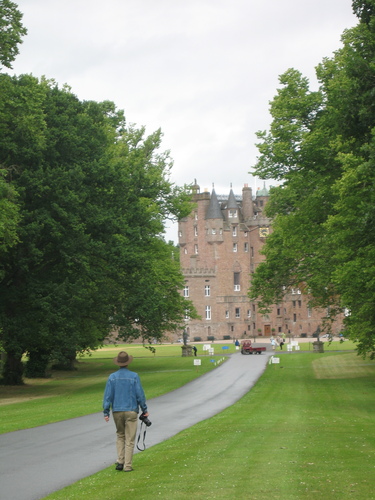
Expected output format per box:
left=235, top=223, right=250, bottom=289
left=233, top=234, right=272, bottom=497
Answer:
left=136, top=422, right=148, bottom=451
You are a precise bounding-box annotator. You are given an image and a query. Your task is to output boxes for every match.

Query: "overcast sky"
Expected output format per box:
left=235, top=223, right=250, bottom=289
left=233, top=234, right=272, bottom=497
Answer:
left=11, top=0, right=357, bottom=240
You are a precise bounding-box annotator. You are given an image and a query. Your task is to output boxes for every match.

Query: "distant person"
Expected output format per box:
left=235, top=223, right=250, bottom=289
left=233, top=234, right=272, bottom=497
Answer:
left=235, top=339, right=240, bottom=347
left=270, top=336, right=276, bottom=350
left=103, top=351, right=149, bottom=472
left=192, top=345, right=197, bottom=356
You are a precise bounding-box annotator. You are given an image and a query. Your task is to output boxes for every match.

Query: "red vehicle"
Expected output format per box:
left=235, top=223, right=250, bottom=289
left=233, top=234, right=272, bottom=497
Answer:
left=241, top=340, right=266, bottom=355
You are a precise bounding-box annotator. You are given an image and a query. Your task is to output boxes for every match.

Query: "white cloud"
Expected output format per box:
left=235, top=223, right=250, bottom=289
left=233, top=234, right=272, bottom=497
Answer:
left=11, top=0, right=357, bottom=241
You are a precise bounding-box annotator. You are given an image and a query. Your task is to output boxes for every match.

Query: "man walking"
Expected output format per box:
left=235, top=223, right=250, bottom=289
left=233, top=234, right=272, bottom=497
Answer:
left=103, top=351, right=149, bottom=472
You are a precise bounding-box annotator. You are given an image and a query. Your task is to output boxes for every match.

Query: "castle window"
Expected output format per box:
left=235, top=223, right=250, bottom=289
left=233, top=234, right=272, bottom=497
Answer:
left=234, top=272, right=240, bottom=291
left=205, top=306, right=211, bottom=320
left=233, top=243, right=238, bottom=252
left=194, top=226, right=198, bottom=236
left=183, top=286, right=189, bottom=297
left=244, top=231, right=248, bottom=237
left=307, top=306, right=312, bottom=318
left=194, top=212, right=198, bottom=220
left=293, top=313, right=297, bottom=322
left=205, top=285, right=210, bottom=297
left=225, top=310, right=229, bottom=319
left=212, top=228, right=216, bottom=235
left=247, top=309, right=251, bottom=318
left=232, top=226, right=237, bottom=237
left=235, top=308, right=240, bottom=318
left=194, top=244, right=198, bottom=254
left=244, top=243, right=249, bottom=252
left=229, top=209, right=237, bottom=218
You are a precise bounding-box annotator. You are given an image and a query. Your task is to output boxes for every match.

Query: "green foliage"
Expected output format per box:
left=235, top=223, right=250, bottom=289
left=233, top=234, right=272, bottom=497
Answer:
left=250, top=5, right=375, bottom=356
left=0, top=0, right=27, bottom=69
left=0, top=168, right=20, bottom=257
left=0, top=75, right=195, bottom=383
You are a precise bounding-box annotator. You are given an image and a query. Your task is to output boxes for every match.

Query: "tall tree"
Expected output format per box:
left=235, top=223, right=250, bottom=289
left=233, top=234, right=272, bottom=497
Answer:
left=0, top=0, right=27, bottom=69
left=250, top=1, right=375, bottom=357
left=0, top=76, right=194, bottom=384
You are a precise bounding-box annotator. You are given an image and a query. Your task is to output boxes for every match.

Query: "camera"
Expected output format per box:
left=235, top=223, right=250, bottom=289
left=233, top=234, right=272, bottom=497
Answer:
left=139, top=413, right=152, bottom=427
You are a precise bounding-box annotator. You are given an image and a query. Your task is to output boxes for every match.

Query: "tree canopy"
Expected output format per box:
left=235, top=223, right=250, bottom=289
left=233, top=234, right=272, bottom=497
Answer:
left=250, top=1, right=375, bottom=357
left=0, top=0, right=27, bottom=69
left=0, top=74, right=195, bottom=384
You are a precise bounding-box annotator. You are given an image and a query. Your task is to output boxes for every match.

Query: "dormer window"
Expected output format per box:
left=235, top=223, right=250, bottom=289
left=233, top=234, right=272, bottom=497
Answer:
left=229, top=209, right=237, bottom=218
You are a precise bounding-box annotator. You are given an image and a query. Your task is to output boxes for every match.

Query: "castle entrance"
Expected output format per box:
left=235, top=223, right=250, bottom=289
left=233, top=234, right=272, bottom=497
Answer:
left=264, top=325, right=271, bottom=336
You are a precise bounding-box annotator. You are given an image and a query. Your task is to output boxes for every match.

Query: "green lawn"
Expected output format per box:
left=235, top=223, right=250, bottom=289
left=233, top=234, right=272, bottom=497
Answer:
left=0, top=343, right=225, bottom=433
left=43, top=351, right=375, bottom=500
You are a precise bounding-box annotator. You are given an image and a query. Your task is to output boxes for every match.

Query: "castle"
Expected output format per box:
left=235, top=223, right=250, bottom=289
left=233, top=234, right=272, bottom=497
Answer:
left=177, top=180, right=343, bottom=341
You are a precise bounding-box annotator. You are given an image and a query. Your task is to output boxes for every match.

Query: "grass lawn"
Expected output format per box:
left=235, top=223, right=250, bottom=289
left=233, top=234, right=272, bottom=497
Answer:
left=43, top=351, right=375, bottom=500
left=0, top=343, right=226, bottom=433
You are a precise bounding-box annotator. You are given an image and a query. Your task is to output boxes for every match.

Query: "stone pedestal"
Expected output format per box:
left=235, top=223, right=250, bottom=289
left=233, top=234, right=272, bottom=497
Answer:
left=181, top=345, right=193, bottom=357
left=312, top=341, right=324, bottom=353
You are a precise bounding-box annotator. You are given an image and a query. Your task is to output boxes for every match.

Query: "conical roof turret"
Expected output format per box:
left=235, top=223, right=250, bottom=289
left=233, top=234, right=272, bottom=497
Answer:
left=227, top=188, right=238, bottom=209
left=205, top=189, right=223, bottom=219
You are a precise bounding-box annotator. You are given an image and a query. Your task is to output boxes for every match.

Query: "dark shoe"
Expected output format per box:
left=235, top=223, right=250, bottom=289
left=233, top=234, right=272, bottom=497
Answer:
left=115, top=463, right=124, bottom=471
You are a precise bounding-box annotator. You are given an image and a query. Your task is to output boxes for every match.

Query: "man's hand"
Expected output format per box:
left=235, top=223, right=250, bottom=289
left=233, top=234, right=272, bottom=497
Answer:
left=104, top=415, right=110, bottom=422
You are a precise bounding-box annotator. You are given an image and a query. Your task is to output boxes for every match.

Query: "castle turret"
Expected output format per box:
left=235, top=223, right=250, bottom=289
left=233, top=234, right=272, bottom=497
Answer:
left=205, top=189, right=223, bottom=220
left=226, top=187, right=239, bottom=221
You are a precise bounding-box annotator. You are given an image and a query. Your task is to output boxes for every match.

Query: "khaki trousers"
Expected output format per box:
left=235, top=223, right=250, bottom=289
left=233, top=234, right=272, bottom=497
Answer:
left=113, top=411, right=138, bottom=470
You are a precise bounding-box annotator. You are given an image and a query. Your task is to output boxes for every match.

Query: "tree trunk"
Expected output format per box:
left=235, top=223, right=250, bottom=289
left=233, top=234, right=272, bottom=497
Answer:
left=2, top=351, right=24, bottom=385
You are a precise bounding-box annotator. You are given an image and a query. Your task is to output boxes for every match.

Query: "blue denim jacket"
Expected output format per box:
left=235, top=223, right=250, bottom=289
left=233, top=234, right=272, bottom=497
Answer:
left=103, top=367, right=147, bottom=417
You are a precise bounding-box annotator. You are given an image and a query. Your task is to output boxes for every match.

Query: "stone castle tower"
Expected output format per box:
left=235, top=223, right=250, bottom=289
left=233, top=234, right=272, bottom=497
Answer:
left=178, top=180, right=343, bottom=341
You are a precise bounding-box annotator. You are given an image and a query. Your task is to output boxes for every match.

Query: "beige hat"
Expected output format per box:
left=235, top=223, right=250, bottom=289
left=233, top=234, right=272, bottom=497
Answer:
left=113, top=351, right=133, bottom=367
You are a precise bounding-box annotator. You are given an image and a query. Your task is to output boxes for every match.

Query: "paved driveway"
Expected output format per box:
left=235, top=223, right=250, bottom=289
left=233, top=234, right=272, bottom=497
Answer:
left=0, top=350, right=271, bottom=500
